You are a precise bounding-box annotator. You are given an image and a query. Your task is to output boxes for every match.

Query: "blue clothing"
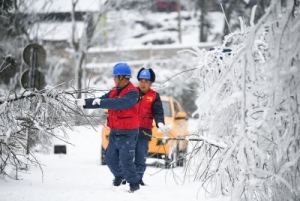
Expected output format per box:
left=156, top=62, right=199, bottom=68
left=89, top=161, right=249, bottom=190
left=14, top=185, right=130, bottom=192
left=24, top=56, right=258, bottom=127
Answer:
left=135, top=136, right=149, bottom=179
left=84, top=90, right=138, bottom=110
left=135, top=90, right=165, bottom=181
left=83, top=82, right=140, bottom=184
left=106, top=130, right=140, bottom=184
left=151, top=93, right=165, bottom=128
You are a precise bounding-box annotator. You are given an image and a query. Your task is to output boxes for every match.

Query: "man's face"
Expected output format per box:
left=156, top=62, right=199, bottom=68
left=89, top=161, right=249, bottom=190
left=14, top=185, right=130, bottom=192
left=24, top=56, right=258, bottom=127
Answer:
left=114, top=76, right=120, bottom=86
left=139, top=79, right=152, bottom=93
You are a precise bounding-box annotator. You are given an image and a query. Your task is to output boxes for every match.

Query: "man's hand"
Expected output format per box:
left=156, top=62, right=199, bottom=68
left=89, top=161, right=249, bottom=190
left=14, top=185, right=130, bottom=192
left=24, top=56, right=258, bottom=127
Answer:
left=75, top=99, right=86, bottom=106
left=158, top=122, right=170, bottom=134
left=92, top=98, right=101, bottom=105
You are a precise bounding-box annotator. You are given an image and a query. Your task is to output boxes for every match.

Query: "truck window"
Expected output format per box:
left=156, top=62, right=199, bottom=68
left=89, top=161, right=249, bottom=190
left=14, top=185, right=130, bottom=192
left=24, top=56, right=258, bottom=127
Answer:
left=162, top=101, right=171, bottom=117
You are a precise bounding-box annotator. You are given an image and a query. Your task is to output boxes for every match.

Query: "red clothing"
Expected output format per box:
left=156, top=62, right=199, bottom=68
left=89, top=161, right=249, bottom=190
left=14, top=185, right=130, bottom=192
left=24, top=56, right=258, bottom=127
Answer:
left=107, top=83, right=139, bottom=129
left=138, top=88, right=157, bottom=129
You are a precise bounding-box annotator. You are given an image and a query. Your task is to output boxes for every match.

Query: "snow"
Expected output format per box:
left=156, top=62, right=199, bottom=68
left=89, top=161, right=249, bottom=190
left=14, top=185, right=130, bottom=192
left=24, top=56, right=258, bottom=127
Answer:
left=5, top=128, right=11, bottom=143
left=26, top=1, right=225, bottom=46
left=0, top=124, right=230, bottom=201
left=1, top=1, right=299, bottom=200
left=30, top=22, right=85, bottom=41
left=88, top=42, right=216, bottom=53
left=106, top=10, right=224, bottom=47
left=23, top=0, right=101, bottom=13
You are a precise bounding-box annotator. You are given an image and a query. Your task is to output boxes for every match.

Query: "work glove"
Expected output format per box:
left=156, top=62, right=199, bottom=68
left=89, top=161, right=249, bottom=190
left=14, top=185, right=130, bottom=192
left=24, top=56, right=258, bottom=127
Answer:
left=158, top=122, right=170, bottom=134
left=92, top=98, right=101, bottom=105
left=74, top=99, right=86, bottom=106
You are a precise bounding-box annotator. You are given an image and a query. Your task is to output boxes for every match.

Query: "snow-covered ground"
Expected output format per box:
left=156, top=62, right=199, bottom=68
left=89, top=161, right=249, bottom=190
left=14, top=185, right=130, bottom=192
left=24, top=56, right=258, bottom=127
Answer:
left=0, top=121, right=229, bottom=201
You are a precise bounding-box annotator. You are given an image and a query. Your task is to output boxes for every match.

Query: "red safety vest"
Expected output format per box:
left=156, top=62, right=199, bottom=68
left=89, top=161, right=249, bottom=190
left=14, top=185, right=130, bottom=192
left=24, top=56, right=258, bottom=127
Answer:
left=138, top=88, right=157, bottom=129
left=107, top=83, right=139, bottom=130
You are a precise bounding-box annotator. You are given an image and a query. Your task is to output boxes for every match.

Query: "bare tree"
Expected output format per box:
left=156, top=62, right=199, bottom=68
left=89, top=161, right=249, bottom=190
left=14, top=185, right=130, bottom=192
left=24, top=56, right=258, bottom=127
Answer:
left=0, top=83, right=107, bottom=179
left=177, top=0, right=182, bottom=43
left=71, top=0, right=115, bottom=98
left=195, top=0, right=209, bottom=42
left=200, top=0, right=209, bottom=42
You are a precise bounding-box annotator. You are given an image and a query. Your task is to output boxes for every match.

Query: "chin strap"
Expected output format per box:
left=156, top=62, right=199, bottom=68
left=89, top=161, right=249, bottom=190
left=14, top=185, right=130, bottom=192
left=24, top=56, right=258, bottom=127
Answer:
left=116, top=75, right=125, bottom=88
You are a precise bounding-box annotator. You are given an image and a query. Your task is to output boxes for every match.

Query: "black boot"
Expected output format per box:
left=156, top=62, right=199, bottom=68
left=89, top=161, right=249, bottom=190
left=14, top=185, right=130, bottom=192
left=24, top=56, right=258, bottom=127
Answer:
left=113, top=177, right=126, bottom=186
left=129, top=183, right=140, bottom=193
left=138, top=179, right=145, bottom=186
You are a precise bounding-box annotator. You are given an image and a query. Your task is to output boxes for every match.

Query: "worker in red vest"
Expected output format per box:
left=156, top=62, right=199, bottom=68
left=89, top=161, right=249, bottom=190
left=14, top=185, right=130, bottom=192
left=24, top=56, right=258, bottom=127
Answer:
left=76, top=63, right=140, bottom=193
left=136, top=67, right=170, bottom=186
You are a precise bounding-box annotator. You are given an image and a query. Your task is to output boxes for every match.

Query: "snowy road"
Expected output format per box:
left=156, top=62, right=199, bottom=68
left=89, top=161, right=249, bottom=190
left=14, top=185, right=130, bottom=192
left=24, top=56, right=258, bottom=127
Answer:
left=0, top=125, right=228, bottom=201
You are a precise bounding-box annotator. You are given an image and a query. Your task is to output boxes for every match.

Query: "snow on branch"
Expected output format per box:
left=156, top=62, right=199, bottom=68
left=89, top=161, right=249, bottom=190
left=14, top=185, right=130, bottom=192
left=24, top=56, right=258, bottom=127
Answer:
left=154, top=136, right=227, bottom=149
left=0, top=85, right=102, bottom=179
left=183, top=1, right=300, bottom=200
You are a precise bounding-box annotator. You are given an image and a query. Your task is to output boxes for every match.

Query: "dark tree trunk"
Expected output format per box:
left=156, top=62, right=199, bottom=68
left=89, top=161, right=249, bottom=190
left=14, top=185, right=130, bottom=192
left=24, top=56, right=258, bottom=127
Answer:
left=198, top=0, right=208, bottom=42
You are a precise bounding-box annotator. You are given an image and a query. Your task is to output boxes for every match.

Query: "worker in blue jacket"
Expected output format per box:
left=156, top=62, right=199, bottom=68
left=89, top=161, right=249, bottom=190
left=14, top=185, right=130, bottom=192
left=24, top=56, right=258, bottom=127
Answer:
left=75, top=63, right=140, bottom=193
left=135, top=67, right=170, bottom=185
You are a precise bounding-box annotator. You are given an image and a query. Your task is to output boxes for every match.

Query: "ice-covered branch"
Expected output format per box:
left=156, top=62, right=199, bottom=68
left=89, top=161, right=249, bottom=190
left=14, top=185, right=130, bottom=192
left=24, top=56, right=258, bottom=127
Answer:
left=0, top=86, right=103, bottom=179
left=154, top=136, right=227, bottom=149
left=183, top=1, right=300, bottom=200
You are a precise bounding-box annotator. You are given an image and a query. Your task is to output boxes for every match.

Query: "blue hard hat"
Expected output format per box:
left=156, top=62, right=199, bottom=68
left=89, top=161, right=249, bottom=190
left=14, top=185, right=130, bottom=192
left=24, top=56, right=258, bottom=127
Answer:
left=113, top=63, right=132, bottom=78
left=137, top=67, right=155, bottom=82
left=138, top=69, right=151, bottom=80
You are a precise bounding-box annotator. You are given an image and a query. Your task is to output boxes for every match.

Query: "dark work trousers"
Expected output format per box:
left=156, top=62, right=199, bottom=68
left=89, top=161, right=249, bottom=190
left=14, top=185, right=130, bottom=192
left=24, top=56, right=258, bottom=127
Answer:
left=135, top=138, right=149, bottom=180
left=105, top=130, right=140, bottom=184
